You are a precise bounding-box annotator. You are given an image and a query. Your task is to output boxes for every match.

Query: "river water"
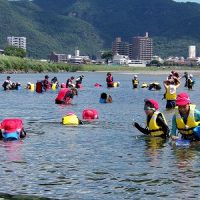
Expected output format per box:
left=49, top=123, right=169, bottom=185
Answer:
left=0, top=72, right=200, bottom=200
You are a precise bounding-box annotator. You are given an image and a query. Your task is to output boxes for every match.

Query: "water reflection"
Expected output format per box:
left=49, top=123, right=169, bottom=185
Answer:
left=145, top=136, right=167, bottom=150
left=173, top=146, right=199, bottom=169
left=0, top=72, right=199, bottom=199
left=171, top=146, right=200, bottom=199
left=144, top=136, right=167, bottom=165
left=0, top=140, right=24, bottom=162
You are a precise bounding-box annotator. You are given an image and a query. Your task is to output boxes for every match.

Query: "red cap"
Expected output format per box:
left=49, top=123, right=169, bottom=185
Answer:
left=176, top=92, right=190, bottom=106
left=144, top=99, right=159, bottom=110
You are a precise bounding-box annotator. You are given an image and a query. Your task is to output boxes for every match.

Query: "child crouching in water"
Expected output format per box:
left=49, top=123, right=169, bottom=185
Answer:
left=99, top=92, right=112, bottom=103
left=133, top=99, right=169, bottom=138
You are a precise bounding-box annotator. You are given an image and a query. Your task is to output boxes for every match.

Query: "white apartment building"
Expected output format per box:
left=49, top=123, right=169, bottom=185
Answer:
left=188, top=45, right=196, bottom=58
left=112, top=54, right=129, bottom=65
left=7, top=36, right=26, bottom=50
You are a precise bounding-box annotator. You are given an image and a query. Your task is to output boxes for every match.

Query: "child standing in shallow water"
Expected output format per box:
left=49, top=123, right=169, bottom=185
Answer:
left=163, top=77, right=180, bottom=109
left=187, top=74, right=195, bottom=90
left=132, top=75, right=139, bottom=89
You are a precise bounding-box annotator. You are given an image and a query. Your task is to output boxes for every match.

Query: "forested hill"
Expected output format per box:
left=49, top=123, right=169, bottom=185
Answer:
left=1, top=0, right=200, bottom=58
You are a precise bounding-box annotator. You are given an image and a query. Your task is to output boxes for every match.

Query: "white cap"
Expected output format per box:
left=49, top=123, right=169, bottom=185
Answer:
left=134, top=75, right=138, bottom=78
left=189, top=74, right=193, bottom=77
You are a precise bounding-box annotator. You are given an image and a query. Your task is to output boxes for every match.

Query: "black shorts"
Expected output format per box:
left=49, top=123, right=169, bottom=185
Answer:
left=166, top=100, right=176, bottom=109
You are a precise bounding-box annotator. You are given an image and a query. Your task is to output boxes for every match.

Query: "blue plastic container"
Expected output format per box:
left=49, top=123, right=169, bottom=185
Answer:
left=175, top=139, right=190, bottom=147
left=193, top=126, right=200, bottom=139
left=2, top=132, right=20, bottom=141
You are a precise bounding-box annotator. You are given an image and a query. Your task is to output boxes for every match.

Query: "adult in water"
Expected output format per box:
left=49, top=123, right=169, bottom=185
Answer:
left=187, top=74, right=195, bottom=90
left=2, top=76, right=12, bottom=90
left=133, top=99, right=169, bottom=138
left=43, top=75, right=51, bottom=91
left=132, top=75, right=139, bottom=89
left=55, top=88, right=78, bottom=104
left=66, top=76, right=75, bottom=88
left=106, top=72, right=114, bottom=87
left=75, top=75, right=84, bottom=88
left=51, top=77, right=59, bottom=89
left=182, top=72, right=189, bottom=87
left=171, top=92, right=200, bottom=141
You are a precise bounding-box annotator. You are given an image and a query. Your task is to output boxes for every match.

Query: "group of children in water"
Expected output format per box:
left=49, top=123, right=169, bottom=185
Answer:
left=0, top=73, right=113, bottom=138
left=132, top=70, right=200, bottom=143
left=2, top=76, right=22, bottom=90
left=1, top=70, right=199, bottom=144
left=132, top=70, right=195, bottom=91
left=0, top=74, right=85, bottom=140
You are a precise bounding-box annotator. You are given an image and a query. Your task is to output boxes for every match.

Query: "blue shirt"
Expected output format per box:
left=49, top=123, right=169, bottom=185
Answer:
left=171, top=109, right=200, bottom=136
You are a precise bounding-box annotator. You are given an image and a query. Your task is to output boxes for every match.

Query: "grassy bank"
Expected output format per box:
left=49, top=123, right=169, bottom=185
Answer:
left=0, top=55, right=200, bottom=73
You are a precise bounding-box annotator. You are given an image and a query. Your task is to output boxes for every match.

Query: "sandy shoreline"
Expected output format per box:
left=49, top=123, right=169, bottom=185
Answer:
left=91, top=69, right=200, bottom=76
left=3, top=68, right=200, bottom=76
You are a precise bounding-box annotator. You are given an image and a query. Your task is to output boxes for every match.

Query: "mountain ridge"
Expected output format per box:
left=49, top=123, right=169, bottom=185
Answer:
left=1, top=0, right=200, bottom=58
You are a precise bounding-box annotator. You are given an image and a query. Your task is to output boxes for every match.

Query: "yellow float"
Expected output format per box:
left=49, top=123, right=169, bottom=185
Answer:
left=141, top=82, right=148, bottom=88
left=113, top=82, right=120, bottom=87
left=51, top=83, right=57, bottom=90
left=62, top=113, right=80, bottom=125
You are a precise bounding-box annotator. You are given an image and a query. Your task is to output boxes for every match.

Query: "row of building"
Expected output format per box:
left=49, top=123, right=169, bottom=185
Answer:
left=111, top=34, right=200, bottom=66
left=48, top=32, right=153, bottom=65
left=1, top=33, right=153, bottom=63
left=49, top=50, right=90, bottom=64
left=112, top=32, right=153, bottom=62
left=2, top=35, right=200, bottom=67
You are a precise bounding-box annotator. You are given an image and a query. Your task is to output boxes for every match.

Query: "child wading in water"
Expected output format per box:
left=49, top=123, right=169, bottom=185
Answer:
left=133, top=99, right=169, bottom=138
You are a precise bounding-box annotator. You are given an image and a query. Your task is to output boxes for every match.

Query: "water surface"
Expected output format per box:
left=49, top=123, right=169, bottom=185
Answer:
left=0, top=72, right=199, bottom=200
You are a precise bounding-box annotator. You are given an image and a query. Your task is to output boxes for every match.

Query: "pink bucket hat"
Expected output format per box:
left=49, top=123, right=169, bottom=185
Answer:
left=144, top=99, right=159, bottom=110
left=176, top=92, right=190, bottom=106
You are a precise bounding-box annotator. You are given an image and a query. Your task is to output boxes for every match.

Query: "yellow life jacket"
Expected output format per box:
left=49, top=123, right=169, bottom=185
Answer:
left=62, top=114, right=79, bottom=125
left=175, top=104, right=200, bottom=135
left=148, top=111, right=167, bottom=137
left=165, top=85, right=176, bottom=100
left=132, top=79, right=139, bottom=85
left=52, top=83, right=57, bottom=90
left=30, top=84, right=34, bottom=91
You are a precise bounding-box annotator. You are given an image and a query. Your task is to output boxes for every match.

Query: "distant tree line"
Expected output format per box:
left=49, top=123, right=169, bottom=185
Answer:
left=4, top=46, right=26, bottom=58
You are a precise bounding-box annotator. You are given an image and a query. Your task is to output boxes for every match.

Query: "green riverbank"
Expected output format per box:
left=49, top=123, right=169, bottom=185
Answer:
left=0, top=55, right=200, bottom=74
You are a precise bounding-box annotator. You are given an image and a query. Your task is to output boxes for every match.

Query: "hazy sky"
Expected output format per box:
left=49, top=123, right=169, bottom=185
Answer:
left=175, top=0, right=200, bottom=3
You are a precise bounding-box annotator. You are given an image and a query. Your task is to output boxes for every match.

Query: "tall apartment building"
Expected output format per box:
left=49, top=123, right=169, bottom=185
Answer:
left=188, top=45, right=196, bottom=58
left=7, top=36, right=26, bottom=50
left=112, top=37, right=130, bottom=56
left=131, top=32, right=153, bottom=61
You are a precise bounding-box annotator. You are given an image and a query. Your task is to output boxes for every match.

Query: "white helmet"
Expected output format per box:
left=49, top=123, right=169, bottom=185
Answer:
left=189, top=74, right=193, bottom=78
left=134, top=75, right=138, bottom=78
